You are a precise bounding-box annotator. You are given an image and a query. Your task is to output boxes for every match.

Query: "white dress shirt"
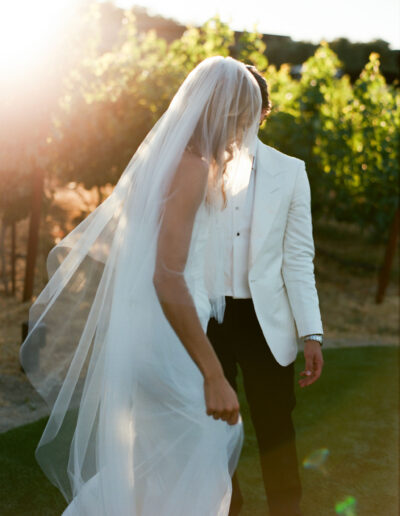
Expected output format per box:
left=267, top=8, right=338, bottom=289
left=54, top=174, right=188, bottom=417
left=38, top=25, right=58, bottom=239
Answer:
left=222, top=151, right=256, bottom=298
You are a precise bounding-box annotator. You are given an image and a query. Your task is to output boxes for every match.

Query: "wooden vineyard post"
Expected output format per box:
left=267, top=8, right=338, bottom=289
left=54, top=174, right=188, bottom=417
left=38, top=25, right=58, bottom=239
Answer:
left=375, top=206, right=400, bottom=303
left=11, top=220, right=16, bottom=295
left=23, top=166, right=45, bottom=302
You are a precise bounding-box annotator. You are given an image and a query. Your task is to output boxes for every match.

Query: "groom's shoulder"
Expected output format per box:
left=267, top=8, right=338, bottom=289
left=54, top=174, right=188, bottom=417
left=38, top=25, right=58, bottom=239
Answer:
left=258, top=140, right=304, bottom=170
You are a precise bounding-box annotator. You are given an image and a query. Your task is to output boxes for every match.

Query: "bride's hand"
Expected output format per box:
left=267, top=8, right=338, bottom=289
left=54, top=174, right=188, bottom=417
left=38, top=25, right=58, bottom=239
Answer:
left=204, top=374, right=240, bottom=425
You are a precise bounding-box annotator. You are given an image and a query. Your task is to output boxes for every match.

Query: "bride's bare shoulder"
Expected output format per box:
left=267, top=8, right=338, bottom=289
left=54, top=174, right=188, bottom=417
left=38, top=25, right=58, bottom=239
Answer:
left=169, top=150, right=209, bottom=195
left=179, top=149, right=209, bottom=175
left=164, top=150, right=209, bottom=209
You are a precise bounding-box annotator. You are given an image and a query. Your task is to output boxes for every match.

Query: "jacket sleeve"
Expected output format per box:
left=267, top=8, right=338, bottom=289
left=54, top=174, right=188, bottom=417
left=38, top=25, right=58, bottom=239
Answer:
left=281, top=160, right=324, bottom=338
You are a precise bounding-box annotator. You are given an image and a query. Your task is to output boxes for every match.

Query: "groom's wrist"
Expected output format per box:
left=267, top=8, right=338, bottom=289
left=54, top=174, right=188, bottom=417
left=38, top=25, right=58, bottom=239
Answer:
left=302, top=333, right=323, bottom=346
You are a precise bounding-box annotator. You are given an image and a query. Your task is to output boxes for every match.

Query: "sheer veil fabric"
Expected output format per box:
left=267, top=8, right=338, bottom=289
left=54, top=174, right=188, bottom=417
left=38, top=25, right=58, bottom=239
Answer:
left=19, top=56, right=261, bottom=515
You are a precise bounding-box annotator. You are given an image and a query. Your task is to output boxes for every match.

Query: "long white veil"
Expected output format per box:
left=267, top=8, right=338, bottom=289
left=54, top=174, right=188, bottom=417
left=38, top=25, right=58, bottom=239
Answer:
left=19, top=55, right=261, bottom=515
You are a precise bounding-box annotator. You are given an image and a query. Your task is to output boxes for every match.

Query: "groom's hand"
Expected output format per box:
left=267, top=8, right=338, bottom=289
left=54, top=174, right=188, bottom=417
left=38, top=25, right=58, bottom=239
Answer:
left=299, top=340, right=324, bottom=388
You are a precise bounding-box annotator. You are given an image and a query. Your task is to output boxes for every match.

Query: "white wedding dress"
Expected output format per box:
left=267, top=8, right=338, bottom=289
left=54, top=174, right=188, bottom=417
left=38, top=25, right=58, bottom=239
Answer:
left=60, top=200, right=244, bottom=516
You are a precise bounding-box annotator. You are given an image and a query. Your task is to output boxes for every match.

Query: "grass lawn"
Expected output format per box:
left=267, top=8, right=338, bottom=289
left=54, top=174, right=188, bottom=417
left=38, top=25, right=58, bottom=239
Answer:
left=0, top=346, right=398, bottom=516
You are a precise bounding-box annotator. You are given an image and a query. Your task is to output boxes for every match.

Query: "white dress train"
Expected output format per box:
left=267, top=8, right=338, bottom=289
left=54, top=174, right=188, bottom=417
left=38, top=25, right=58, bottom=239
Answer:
left=60, top=201, right=244, bottom=515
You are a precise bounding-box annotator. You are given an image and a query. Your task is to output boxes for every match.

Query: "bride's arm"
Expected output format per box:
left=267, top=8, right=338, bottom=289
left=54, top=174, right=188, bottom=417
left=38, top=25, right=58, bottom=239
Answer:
left=153, top=151, right=239, bottom=425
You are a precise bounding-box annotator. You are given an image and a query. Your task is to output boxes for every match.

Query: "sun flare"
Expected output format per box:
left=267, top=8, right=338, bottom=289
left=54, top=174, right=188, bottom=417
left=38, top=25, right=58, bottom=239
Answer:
left=0, top=0, right=74, bottom=77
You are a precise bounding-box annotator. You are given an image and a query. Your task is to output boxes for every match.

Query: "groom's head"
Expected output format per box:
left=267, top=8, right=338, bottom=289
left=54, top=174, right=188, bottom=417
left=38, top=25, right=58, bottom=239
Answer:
left=245, top=64, right=272, bottom=124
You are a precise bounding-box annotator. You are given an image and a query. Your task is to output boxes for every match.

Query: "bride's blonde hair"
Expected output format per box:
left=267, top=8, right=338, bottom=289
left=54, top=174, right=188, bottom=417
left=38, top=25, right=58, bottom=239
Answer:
left=186, top=57, right=261, bottom=207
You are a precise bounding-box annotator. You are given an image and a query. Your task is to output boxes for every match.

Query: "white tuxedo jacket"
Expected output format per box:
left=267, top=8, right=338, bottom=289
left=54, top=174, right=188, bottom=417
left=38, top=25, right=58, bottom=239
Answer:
left=248, top=138, right=323, bottom=366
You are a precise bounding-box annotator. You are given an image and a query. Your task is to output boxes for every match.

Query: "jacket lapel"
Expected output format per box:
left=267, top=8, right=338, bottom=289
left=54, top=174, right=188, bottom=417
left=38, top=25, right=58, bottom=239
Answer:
left=249, top=140, right=284, bottom=268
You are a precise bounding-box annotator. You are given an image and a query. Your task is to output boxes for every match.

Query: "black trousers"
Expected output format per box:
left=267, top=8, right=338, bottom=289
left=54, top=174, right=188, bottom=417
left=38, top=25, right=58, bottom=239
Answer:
left=206, top=296, right=303, bottom=516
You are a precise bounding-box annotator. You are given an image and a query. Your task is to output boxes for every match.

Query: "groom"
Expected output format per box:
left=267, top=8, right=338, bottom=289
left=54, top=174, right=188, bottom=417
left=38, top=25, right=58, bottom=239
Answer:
left=206, top=65, right=324, bottom=516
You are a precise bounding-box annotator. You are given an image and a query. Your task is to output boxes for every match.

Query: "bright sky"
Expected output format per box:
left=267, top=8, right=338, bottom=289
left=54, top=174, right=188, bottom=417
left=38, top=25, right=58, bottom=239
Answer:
left=115, top=0, right=400, bottom=50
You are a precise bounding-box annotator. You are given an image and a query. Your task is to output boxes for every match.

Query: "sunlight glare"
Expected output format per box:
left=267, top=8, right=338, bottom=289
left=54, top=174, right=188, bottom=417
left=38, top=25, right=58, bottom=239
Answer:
left=0, top=0, right=73, bottom=77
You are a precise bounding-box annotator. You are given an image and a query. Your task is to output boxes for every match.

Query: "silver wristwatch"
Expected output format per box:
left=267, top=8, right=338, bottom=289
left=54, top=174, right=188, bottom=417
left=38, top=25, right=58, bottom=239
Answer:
left=303, top=334, right=323, bottom=346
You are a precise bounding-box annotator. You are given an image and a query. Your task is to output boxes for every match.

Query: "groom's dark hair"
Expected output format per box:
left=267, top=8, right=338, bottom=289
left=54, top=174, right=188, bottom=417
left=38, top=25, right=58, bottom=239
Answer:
left=245, top=64, right=272, bottom=119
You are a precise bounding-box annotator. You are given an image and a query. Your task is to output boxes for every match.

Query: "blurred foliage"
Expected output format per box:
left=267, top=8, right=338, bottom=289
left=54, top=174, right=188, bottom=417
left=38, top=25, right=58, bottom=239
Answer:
left=263, top=43, right=399, bottom=240
left=0, top=2, right=399, bottom=244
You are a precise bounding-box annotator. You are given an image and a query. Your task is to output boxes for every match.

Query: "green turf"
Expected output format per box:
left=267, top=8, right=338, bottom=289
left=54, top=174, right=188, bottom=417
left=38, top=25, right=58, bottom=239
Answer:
left=238, top=346, right=399, bottom=516
left=0, top=346, right=398, bottom=516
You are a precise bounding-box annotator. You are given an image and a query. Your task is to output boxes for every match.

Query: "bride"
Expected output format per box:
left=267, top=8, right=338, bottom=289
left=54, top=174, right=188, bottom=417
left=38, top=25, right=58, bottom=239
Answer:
left=19, top=55, right=262, bottom=515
